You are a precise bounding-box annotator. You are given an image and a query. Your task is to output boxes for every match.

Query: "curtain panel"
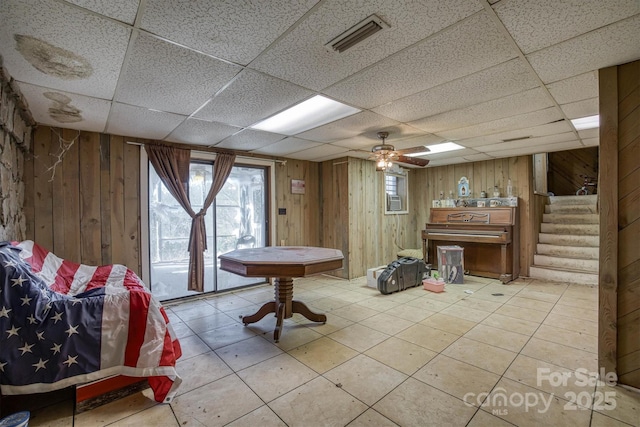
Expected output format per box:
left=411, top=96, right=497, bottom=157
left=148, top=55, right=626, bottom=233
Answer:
left=146, top=144, right=236, bottom=292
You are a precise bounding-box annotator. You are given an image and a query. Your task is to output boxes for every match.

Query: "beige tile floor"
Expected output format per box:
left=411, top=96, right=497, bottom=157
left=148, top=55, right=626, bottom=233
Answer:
left=26, top=275, right=640, bottom=426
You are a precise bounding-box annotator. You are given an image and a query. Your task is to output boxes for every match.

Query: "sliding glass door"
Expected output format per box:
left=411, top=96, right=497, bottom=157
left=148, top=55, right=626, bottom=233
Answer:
left=148, top=160, right=268, bottom=301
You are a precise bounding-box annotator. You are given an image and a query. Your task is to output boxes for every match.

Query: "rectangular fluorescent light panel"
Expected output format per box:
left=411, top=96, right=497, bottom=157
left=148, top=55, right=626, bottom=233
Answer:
left=407, top=142, right=464, bottom=157
left=250, top=95, right=360, bottom=135
left=571, top=115, right=599, bottom=130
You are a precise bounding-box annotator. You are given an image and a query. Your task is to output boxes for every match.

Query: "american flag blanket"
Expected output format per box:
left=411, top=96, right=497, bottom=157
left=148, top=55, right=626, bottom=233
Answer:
left=0, top=241, right=182, bottom=403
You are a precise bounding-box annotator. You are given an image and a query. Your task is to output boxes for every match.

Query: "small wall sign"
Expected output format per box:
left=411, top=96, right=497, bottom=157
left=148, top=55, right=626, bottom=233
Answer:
left=291, top=179, right=305, bottom=194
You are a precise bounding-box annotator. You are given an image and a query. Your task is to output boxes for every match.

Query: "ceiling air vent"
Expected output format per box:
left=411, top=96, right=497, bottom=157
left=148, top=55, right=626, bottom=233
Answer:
left=325, top=14, right=389, bottom=53
left=502, top=136, right=532, bottom=143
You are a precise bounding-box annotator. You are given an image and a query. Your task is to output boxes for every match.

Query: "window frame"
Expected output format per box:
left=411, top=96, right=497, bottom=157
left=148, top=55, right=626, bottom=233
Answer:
left=384, top=170, right=409, bottom=215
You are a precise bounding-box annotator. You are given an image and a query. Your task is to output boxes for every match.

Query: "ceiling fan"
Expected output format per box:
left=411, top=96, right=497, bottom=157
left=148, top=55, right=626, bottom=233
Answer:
left=370, top=132, right=430, bottom=171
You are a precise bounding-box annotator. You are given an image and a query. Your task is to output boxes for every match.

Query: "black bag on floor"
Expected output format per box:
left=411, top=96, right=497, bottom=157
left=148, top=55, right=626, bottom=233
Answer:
left=377, top=257, right=428, bottom=295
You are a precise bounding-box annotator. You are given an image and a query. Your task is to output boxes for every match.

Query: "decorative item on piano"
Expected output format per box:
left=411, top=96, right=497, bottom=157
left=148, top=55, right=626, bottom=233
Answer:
left=458, top=176, right=470, bottom=198
left=477, top=200, right=486, bottom=207
left=493, top=185, right=500, bottom=197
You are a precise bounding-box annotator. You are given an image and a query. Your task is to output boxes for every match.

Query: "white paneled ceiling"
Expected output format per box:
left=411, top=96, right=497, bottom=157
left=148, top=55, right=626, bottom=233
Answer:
left=1, top=0, right=639, bottom=167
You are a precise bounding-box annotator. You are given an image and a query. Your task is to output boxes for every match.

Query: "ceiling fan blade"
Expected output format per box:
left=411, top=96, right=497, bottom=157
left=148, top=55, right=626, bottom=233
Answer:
left=396, top=146, right=429, bottom=155
left=395, top=155, right=430, bottom=167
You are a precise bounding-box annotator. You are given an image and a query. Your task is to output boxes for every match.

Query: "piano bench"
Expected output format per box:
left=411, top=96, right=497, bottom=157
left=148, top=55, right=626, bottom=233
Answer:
left=397, top=249, right=423, bottom=260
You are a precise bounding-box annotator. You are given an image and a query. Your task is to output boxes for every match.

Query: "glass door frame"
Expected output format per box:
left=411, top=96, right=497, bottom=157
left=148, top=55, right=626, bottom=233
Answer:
left=139, top=148, right=276, bottom=292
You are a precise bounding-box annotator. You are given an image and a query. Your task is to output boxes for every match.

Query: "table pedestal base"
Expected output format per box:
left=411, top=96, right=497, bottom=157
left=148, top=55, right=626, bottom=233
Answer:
left=242, top=277, right=326, bottom=342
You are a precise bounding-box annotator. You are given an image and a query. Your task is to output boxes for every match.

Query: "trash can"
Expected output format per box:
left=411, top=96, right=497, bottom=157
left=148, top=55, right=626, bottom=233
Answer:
left=437, top=246, right=464, bottom=284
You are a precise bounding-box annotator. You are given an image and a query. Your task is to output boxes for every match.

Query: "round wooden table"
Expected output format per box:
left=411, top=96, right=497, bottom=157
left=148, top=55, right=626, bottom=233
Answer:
left=218, top=246, right=344, bottom=342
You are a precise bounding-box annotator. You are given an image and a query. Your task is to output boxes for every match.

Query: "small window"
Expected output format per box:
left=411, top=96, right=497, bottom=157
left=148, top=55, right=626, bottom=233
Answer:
left=384, top=171, right=408, bottom=214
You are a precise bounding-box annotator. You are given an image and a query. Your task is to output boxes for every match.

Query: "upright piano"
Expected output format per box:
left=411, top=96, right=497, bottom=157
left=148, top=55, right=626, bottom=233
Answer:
left=422, top=206, right=519, bottom=283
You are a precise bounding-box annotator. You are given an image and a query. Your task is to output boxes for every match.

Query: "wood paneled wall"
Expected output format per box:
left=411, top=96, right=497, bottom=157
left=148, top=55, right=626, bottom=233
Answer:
left=24, top=127, right=324, bottom=278
left=599, top=60, right=640, bottom=388
left=548, top=147, right=599, bottom=196
left=320, top=157, right=415, bottom=279
left=274, top=158, right=321, bottom=247
left=410, top=156, right=535, bottom=276
left=25, top=127, right=541, bottom=287
left=25, top=128, right=142, bottom=273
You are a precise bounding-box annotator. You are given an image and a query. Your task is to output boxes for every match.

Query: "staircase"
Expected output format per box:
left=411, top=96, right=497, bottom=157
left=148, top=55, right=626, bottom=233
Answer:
left=529, top=194, right=599, bottom=285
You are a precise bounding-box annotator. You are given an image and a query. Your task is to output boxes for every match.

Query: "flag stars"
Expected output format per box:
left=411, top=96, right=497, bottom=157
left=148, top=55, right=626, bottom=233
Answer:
left=3, top=259, right=17, bottom=268
left=20, top=295, right=32, bottom=306
left=50, top=343, right=62, bottom=355
left=36, top=331, right=45, bottom=341
left=11, top=275, right=28, bottom=287
left=27, top=314, right=37, bottom=324
left=63, top=355, right=78, bottom=367
left=0, top=306, right=10, bottom=318
left=65, top=324, right=79, bottom=337
left=51, top=312, right=63, bottom=323
left=6, top=325, right=21, bottom=338
left=0, top=361, right=6, bottom=372
left=18, top=342, right=34, bottom=355
left=32, top=358, right=48, bottom=372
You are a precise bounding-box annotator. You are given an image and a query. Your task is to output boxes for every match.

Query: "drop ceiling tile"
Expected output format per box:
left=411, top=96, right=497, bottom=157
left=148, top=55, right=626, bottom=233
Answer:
left=106, top=103, right=186, bottom=139
left=526, top=14, right=640, bottom=83
left=422, top=148, right=478, bottom=161
left=324, top=12, right=518, bottom=108
left=284, top=143, right=349, bottom=161
left=372, top=58, right=540, bottom=122
left=194, top=69, right=313, bottom=127
left=411, top=88, right=554, bottom=135
left=214, top=129, right=285, bottom=151
left=331, top=135, right=381, bottom=151
left=140, top=0, right=317, bottom=65
left=561, top=98, right=598, bottom=120
left=458, top=120, right=574, bottom=148
left=165, top=118, right=241, bottom=146
left=115, top=32, right=241, bottom=115
left=582, top=138, right=599, bottom=147
left=313, top=151, right=358, bottom=163
left=546, top=71, right=598, bottom=104
left=296, top=111, right=400, bottom=143
left=391, top=134, right=447, bottom=151
left=0, top=0, right=130, bottom=99
left=250, top=0, right=482, bottom=91
left=17, top=83, right=110, bottom=132
left=251, top=137, right=322, bottom=157
left=463, top=153, right=494, bottom=162
left=578, top=128, right=599, bottom=140
left=492, top=0, right=639, bottom=54
left=487, top=140, right=583, bottom=157
left=476, top=131, right=576, bottom=152
left=426, top=157, right=470, bottom=167
left=64, top=0, right=140, bottom=24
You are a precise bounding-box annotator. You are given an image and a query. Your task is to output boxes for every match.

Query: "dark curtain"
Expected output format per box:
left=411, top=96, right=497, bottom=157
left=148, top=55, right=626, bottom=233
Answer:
left=146, top=144, right=236, bottom=292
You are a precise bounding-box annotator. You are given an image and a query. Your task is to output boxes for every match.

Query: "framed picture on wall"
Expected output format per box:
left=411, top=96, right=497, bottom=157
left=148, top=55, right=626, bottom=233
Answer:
left=458, top=176, right=469, bottom=198
left=291, top=179, right=305, bottom=194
